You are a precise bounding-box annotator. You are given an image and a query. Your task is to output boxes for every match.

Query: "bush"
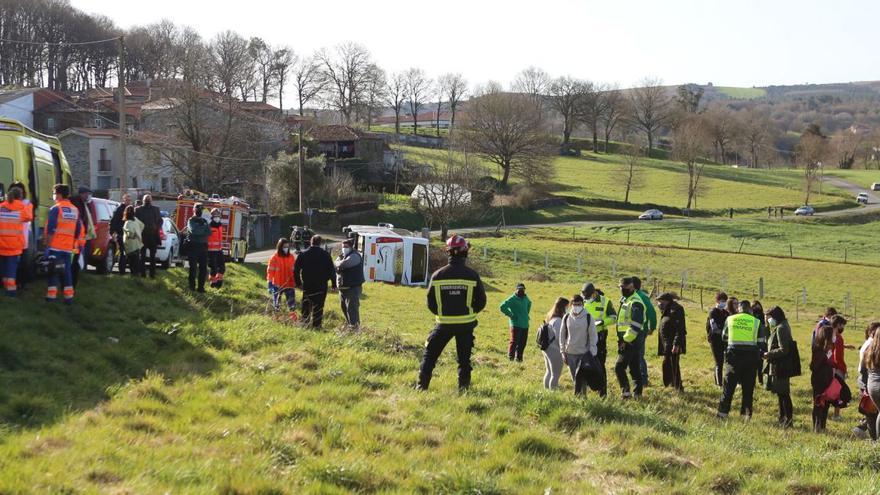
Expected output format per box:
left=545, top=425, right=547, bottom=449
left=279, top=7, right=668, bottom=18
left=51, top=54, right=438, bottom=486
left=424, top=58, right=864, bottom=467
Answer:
left=507, top=185, right=540, bottom=209
left=335, top=201, right=378, bottom=215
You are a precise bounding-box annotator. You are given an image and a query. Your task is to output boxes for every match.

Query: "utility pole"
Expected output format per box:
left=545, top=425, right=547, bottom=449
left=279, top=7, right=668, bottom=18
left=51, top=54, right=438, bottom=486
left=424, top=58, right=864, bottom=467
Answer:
left=298, top=122, right=304, bottom=215
left=117, top=36, right=127, bottom=194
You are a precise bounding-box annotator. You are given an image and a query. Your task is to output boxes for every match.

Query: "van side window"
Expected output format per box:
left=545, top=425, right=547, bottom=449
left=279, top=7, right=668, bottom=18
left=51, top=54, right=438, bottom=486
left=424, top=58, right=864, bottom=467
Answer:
left=0, top=157, right=13, bottom=189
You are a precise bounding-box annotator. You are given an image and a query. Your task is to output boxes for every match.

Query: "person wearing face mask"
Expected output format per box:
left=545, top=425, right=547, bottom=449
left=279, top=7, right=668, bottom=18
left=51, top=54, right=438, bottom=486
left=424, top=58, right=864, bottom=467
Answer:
left=135, top=194, right=162, bottom=278
left=500, top=283, right=532, bottom=362
left=559, top=294, right=598, bottom=396
left=717, top=300, right=767, bottom=419
left=207, top=209, right=226, bottom=289
left=657, top=292, right=686, bottom=392
left=335, top=238, right=365, bottom=328
left=44, top=184, right=82, bottom=305
left=582, top=282, right=617, bottom=384
left=0, top=185, right=33, bottom=296
left=706, top=292, right=730, bottom=388
left=294, top=235, right=337, bottom=329
left=632, top=277, right=656, bottom=388
left=615, top=277, right=647, bottom=399
left=267, top=238, right=297, bottom=317
left=418, top=235, right=486, bottom=391
left=762, top=306, right=795, bottom=428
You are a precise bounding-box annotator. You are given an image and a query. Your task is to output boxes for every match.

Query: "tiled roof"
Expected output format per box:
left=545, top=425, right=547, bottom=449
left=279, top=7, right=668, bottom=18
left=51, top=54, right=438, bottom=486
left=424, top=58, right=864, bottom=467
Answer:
left=59, top=127, right=186, bottom=146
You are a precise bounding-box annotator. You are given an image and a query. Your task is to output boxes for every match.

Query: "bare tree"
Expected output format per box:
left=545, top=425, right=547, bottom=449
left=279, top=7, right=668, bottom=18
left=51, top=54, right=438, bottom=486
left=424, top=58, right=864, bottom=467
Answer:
left=440, top=72, right=468, bottom=130
left=674, top=84, right=704, bottom=114
left=619, top=137, right=645, bottom=203
left=362, top=64, right=386, bottom=130
left=600, top=85, right=627, bottom=153
left=460, top=86, right=552, bottom=188
left=210, top=30, right=252, bottom=99
left=317, top=42, right=373, bottom=123
left=513, top=66, right=550, bottom=106
left=434, top=76, right=447, bottom=137
left=704, top=105, right=740, bottom=164
left=271, top=47, right=295, bottom=111
left=738, top=108, right=774, bottom=168
left=672, top=116, right=710, bottom=209
left=629, top=77, right=670, bottom=157
left=384, top=72, right=407, bottom=135
left=548, top=76, right=590, bottom=150
left=831, top=128, right=864, bottom=170
left=248, top=37, right=276, bottom=103
left=292, top=53, right=326, bottom=116
left=411, top=149, right=481, bottom=240
left=576, top=83, right=607, bottom=152
left=404, top=67, right=431, bottom=135
left=797, top=124, right=830, bottom=205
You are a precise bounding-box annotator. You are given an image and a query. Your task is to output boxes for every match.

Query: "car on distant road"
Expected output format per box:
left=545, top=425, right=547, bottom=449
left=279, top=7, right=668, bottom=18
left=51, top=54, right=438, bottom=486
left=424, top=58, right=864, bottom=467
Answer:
left=638, top=209, right=664, bottom=220
left=155, top=216, right=181, bottom=269
left=794, top=205, right=815, bottom=216
left=872, top=183, right=880, bottom=191
left=857, top=192, right=869, bottom=204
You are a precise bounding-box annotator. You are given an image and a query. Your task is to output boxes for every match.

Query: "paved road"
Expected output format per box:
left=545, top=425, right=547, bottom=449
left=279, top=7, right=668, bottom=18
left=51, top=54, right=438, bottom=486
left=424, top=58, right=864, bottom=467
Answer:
left=811, top=177, right=880, bottom=218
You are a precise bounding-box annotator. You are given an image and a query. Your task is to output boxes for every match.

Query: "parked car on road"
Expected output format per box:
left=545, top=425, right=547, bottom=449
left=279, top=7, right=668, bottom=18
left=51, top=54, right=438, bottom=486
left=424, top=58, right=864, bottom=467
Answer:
left=857, top=192, right=869, bottom=204
left=872, top=183, right=880, bottom=191
left=156, top=216, right=180, bottom=269
left=87, top=197, right=120, bottom=274
left=638, top=209, right=664, bottom=220
left=795, top=205, right=815, bottom=216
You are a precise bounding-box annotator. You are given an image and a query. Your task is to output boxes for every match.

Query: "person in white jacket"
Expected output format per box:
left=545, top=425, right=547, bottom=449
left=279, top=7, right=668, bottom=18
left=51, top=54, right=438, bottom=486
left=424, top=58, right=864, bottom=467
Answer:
left=559, top=294, right=598, bottom=395
left=542, top=297, right=569, bottom=390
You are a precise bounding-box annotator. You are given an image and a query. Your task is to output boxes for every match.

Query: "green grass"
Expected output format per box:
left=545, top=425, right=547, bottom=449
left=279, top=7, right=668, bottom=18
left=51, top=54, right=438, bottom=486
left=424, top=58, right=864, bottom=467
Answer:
left=2, top=235, right=880, bottom=492
left=714, top=86, right=768, bottom=99
left=370, top=125, right=449, bottom=138
left=824, top=169, right=880, bottom=189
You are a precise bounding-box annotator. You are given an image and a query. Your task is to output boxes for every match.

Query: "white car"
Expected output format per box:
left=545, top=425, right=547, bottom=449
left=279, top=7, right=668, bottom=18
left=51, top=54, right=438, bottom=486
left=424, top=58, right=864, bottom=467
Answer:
left=638, top=209, right=663, bottom=220
left=857, top=192, right=869, bottom=204
left=871, top=183, right=880, bottom=191
left=156, top=217, right=181, bottom=269
left=794, top=205, right=815, bottom=216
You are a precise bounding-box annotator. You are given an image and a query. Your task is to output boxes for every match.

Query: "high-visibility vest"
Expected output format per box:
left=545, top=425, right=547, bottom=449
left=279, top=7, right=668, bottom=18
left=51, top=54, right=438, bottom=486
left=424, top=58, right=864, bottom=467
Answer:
left=726, top=313, right=761, bottom=348
left=432, top=278, right=479, bottom=325
left=586, top=294, right=616, bottom=333
left=208, top=224, right=223, bottom=251
left=47, top=199, right=80, bottom=253
left=616, top=293, right=645, bottom=343
left=0, top=200, right=30, bottom=256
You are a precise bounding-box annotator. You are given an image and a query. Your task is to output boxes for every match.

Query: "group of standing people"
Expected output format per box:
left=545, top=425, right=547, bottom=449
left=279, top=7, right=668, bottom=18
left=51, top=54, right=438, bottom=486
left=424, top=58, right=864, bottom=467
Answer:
left=109, top=192, right=165, bottom=279
left=265, top=234, right=364, bottom=329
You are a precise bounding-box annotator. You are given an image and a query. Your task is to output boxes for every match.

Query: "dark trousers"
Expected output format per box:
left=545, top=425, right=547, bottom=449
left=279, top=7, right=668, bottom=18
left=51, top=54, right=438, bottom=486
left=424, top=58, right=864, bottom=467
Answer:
left=140, top=242, right=158, bottom=277
left=123, top=250, right=140, bottom=276
left=709, top=333, right=726, bottom=387
left=301, top=290, right=328, bottom=328
left=662, top=353, right=683, bottom=390
left=187, top=244, right=207, bottom=290
left=597, top=331, right=608, bottom=394
left=209, top=250, right=225, bottom=287
left=71, top=252, right=81, bottom=287
left=117, top=248, right=127, bottom=274
left=615, top=340, right=643, bottom=396
left=718, top=349, right=761, bottom=416
left=777, top=394, right=793, bottom=426
left=638, top=337, right=649, bottom=384
left=16, top=252, right=31, bottom=289
left=508, top=326, right=528, bottom=361
left=418, top=325, right=475, bottom=390
left=812, top=403, right=830, bottom=431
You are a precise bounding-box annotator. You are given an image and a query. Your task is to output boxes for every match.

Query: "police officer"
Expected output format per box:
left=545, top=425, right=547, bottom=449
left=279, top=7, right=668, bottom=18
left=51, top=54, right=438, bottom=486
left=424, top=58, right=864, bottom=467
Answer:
left=717, top=300, right=768, bottom=419
left=582, top=282, right=616, bottom=397
left=417, top=235, right=487, bottom=391
left=615, top=277, right=646, bottom=399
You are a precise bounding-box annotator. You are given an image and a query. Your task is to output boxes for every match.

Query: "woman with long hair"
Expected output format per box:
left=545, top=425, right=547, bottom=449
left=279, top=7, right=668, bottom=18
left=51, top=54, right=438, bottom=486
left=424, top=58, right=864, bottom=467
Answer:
left=267, top=238, right=297, bottom=318
left=864, top=326, right=880, bottom=441
left=811, top=325, right=836, bottom=432
left=541, top=297, right=569, bottom=390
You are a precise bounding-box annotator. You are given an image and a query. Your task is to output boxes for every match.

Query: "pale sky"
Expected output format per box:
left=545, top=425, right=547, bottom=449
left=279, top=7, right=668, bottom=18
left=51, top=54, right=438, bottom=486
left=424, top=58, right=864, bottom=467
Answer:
left=72, top=0, right=880, bottom=91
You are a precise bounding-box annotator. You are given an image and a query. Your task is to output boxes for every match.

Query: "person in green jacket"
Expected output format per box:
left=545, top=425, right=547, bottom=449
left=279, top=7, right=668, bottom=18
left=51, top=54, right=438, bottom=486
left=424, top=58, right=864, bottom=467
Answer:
left=501, top=282, right=532, bottom=362
left=633, top=277, right=657, bottom=386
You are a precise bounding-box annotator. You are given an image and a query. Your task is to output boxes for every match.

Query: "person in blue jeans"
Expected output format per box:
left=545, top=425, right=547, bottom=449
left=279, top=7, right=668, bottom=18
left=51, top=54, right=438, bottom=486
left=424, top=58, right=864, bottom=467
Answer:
left=633, top=277, right=657, bottom=386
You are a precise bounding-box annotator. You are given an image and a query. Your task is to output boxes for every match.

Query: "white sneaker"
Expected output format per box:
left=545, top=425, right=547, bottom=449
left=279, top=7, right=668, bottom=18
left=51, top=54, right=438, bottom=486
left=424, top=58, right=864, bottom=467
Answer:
left=853, top=426, right=868, bottom=438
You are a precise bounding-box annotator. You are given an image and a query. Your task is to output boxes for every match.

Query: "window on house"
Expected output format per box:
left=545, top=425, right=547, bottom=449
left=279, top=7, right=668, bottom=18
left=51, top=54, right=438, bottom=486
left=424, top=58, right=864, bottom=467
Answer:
left=98, top=148, right=111, bottom=172
left=161, top=177, right=169, bottom=192
left=131, top=176, right=138, bottom=188
left=96, top=176, right=111, bottom=190
left=46, top=117, right=56, bottom=132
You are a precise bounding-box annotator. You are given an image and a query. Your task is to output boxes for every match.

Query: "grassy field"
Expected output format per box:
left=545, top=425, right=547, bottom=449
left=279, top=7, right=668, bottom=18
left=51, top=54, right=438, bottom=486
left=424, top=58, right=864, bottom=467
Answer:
left=714, top=87, right=768, bottom=99
left=2, top=233, right=880, bottom=493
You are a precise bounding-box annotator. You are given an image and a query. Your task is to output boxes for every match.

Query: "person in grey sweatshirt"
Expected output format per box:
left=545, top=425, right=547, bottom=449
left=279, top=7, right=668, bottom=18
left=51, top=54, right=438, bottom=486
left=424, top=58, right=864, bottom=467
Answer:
left=559, top=294, right=598, bottom=395
left=335, top=238, right=365, bottom=328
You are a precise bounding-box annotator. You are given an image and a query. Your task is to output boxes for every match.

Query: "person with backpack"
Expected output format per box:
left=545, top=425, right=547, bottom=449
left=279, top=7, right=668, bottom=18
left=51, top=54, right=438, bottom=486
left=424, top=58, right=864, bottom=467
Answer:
left=855, top=322, right=880, bottom=439
left=186, top=203, right=211, bottom=292
left=632, top=277, right=656, bottom=387
left=763, top=306, right=797, bottom=428
left=657, top=292, right=686, bottom=392
left=500, top=283, right=532, bottom=362
left=616, top=277, right=647, bottom=399
left=538, top=297, right=569, bottom=390
left=707, top=292, right=730, bottom=388
left=559, top=294, right=598, bottom=396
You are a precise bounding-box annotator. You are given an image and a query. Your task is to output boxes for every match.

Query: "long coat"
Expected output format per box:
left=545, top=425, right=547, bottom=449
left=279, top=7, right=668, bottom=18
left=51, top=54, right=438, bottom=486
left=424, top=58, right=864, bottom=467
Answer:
left=657, top=301, right=687, bottom=356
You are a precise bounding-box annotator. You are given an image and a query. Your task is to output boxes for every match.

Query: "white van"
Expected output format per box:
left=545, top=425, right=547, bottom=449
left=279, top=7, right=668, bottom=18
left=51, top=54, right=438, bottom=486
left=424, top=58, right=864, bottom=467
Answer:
left=343, top=224, right=429, bottom=287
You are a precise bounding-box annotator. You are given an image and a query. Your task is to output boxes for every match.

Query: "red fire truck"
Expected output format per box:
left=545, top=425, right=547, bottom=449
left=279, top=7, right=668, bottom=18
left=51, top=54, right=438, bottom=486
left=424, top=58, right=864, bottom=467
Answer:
left=174, top=190, right=251, bottom=262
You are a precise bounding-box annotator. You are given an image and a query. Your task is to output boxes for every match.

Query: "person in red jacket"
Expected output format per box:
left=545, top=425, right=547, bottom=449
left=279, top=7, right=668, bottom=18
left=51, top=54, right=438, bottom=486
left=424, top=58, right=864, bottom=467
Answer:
left=0, top=186, right=33, bottom=296
left=207, top=208, right=226, bottom=289
left=267, top=237, right=297, bottom=319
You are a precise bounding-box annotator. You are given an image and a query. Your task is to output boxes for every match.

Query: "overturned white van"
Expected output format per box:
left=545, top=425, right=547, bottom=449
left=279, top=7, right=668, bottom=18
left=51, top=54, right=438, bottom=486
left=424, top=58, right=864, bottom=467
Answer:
left=342, top=224, right=430, bottom=287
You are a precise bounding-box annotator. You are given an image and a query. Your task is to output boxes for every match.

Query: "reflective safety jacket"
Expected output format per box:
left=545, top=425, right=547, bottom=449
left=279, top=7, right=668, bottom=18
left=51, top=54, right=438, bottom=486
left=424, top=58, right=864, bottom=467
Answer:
left=426, top=257, right=487, bottom=327
left=267, top=252, right=296, bottom=290
left=0, top=199, right=33, bottom=256
left=586, top=291, right=617, bottom=333
left=617, top=293, right=646, bottom=344
left=723, top=312, right=767, bottom=350
left=207, top=222, right=224, bottom=251
left=46, top=199, right=82, bottom=253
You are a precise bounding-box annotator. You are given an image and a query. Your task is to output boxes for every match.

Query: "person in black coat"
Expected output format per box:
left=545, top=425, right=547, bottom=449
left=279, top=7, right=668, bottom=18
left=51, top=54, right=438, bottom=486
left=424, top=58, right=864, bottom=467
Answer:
left=134, top=194, right=163, bottom=278
left=294, top=235, right=337, bottom=328
left=657, top=292, right=686, bottom=391
left=109, top=193, right=131, bottom=274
